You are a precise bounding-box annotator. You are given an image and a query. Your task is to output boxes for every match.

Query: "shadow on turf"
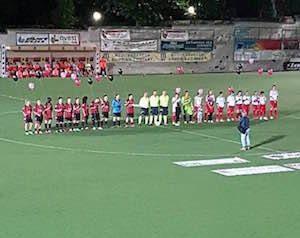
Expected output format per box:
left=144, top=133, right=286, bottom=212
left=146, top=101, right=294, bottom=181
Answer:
left=251, top=135, right=286, bottom=150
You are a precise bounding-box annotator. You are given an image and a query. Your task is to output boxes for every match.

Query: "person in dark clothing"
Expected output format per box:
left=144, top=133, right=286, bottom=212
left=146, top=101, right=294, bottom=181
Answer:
left=238, top=111, right=250, bottom=150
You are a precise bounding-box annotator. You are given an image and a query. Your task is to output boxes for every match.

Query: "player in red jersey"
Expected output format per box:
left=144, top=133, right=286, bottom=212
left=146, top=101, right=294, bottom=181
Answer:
left=125, top=94, right=135, bottom=128
left=207, top=101, right=215, bottom=123
left=55, top=97, right=64, bottom=133
left=269, top=85, right=279, bottom=119
left=242, top=91, right=251, bottom=117
left=23, top=100, right=33, bottom=135
left=251, top=91, right=260, bottom=120
left=73, top=97, right=81, bottom=132
left=101, top=95, right=110, bottom=128
left=44, top=97, right=53, bottom=133
left=64, top=97, right=73, bottom=132
left=204, top=90, right=215, bottom=122
left=90, top=98, right=102, bottom=130
left=235, top=90, right=243, bottom=121
left=33, top=99, right=44, bottom=134
left=81, top=96, right=89, bottom=130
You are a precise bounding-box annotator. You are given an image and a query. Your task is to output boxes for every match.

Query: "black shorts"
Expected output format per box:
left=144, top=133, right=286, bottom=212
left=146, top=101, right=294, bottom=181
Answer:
left=102, top=112, right=109, bottom=118
left=113, top=112, right=121, bottom=117
left=127, top=113, right=134, bottom=118
left=92, top=112, right=100, bottom=121
left=151, top=107, right=159, bottom=115
left=35, top=116, right=43, bottom=124
left=56, top=115, right=64, bottom=123
left=65, top=117, right=72, bottom=122
left=82, top=115, right=89, bottom=121
left=25, top=117, right=33, bottom=123
left=160, top=107, right=168, bottom=116
left=140, top=108, right=149, bottom=116
left=74, top=113, right=80, bottom=121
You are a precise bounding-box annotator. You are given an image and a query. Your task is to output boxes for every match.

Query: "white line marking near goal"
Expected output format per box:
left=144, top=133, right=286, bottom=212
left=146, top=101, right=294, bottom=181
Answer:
left=173, top=157, right=249, bottom=167
left=213, top=165, right=294, bottom=177
left=0, top=94, right=24, bottom=101
left=283, top=163, right=300, bottom=170
left=166, top=127, right=279, bottom=153
left=263, top=152, right=300, bottom=160
left=0, top=137, right=267, bottom=158
left=0, top=110, right=20, bottom=116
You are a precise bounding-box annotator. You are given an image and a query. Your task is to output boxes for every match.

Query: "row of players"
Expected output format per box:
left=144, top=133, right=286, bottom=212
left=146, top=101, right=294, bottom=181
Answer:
left=22, top=85, right=278, bottom=135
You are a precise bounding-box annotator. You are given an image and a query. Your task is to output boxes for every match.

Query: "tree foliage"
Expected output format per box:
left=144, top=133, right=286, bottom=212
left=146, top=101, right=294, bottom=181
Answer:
left=0, top=0, right=299, bottom=30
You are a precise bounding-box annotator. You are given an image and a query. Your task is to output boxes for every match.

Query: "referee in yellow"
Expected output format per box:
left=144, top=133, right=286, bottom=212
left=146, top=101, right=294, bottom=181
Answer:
left=159, top=90, right=169, bottom=126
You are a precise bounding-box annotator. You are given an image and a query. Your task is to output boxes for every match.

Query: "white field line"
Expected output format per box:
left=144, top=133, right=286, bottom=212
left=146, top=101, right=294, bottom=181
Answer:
left=165, top=127, right=280, bottom=153
left=0, top=137, right=268, bottom=158
left=0, top=110, right=20, bottom=116
left=0, top=94, right=25, bottom=101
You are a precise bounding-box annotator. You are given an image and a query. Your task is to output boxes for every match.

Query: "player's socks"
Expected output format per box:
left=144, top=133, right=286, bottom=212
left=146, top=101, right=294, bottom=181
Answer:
left=158, top=115, right=162, bottom=125
left=81, top=121, right=85, bottom=129
left=117, top=121, right=121, bottom=127
left=163, top=115, right=168, bottom=125
left=97, top=121, right=100, bottom=128
left=149, top=115, right=153, bottom=125
left=154, top=115, right=158, bottom=125
left=138, top=116, right=142, bottom=125
left=68, top=122, right=73, bottom=130
left=145, top=116, right=149, bottom=125
left=92, top=120, right=96, bottom=128
left=113, top=121, right=116, bottom=126
left=100, top=121, right=104, bottom=127
left=204, top=112, right=207, bottom=121
left=131, top=122, right=135, bottom=128
left=104, top=121, right=108, bottom=128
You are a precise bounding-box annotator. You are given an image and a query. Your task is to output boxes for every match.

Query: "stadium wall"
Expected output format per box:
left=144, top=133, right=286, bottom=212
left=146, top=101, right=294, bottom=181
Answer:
left=1, top=21, right=300, bottom=75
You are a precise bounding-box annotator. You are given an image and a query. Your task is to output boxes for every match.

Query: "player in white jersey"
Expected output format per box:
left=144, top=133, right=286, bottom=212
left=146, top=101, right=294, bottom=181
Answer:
left=242, top=91, right=251, bottom=116
left=138, top=92, right=150, bottom=125
left=172, top=93, right=181, bottom=126
left=216, top=91, right=225, bottom=122
left=235, top=90, right=243, bottom=121
left=204, top=90, right=215, bottom=122
left=226, top=91, right=235, bottom=121
left=251, top=91, right=260, bottom=120
left=193, top=89, right=203, bottom=123
left=269, top=84, right=279, bottom=119
left=259, top=91, right=268, bottom=120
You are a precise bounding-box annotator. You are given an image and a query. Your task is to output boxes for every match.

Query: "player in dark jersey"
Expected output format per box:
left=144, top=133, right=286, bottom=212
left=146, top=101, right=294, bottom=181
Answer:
left=64, top=97, right=73, bottom=132
left=90, top=97, right=102, bottom=130
left=125, top=94, right=135, bottom=128
left=23, top=100, right=33, bottom=135
left=44, top=97, right=53, bottom=133
left=101, top=95, right=110, bottom=128
left=55, top=97, right=64, bottom=133
left=81, top=96, right=89, bottom=130
left=72, top=97, right=81, bottom=132
left=33, top=99, right=44, bottom=134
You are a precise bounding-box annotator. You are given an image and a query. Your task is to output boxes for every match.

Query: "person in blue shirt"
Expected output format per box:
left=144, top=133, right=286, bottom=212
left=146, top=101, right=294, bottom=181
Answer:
left=112, top=94, right=122, bottom=127
left=238, top=111, right=250, bottom=150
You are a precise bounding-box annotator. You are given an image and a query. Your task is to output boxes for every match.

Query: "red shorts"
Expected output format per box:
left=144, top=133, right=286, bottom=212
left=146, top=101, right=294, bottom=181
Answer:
left=270, top=101, right=277, bottom=109
left=227, top=106, right=235, bottom=113
left=260, top=105, right=266, bottom=111
left=217, top=107, right=224, bottom=113
left=243, top=105, right=250, bottom=113
left=236, top=104, right=243, bottom=112
left=252, top=105, right=259, bottom=112
left=194, top=106, right=199, bottom=113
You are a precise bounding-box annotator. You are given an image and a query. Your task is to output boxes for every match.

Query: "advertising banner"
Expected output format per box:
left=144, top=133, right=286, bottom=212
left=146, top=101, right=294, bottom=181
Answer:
left=161, top=30, right=189, bottom=41
left=163, top=52, right=211, bottom=62
left=161, top=40, right=213, bottom=52
left=49, top=33, right=80, bottom=45
left=101, top=29, right=130, bottom=40
left=16, top=33, right=49, bottom=45
left=107, top=52, right=161, bottom=62
left=234, top=50, right=285, bottom=61
left=283, top=62, right=300, bottom=71
left=101, top=39, right=158, bottom=52
left=234, top=39, right=282, bottom=50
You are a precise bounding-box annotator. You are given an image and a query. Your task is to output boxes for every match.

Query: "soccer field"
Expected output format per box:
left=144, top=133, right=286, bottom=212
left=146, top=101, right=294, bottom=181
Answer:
left=0, top=72, right=300, bottom=238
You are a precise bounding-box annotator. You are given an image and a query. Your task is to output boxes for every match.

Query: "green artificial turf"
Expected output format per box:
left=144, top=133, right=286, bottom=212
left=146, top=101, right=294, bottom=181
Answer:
left=0, top=72, right=300, bottom=238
